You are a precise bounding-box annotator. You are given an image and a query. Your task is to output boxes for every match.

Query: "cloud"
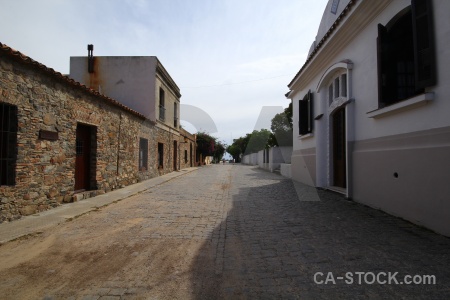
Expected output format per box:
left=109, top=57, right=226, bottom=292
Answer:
left=0, top=0, right=329, bottom=145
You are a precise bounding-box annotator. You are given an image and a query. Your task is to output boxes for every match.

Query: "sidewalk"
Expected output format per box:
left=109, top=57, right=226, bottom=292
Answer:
left=0, top=167, right=201, bottom=244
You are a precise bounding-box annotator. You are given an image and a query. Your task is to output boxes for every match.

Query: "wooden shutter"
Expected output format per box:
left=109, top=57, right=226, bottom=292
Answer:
left=299, top=98, right=308, bottom=135
left=377, top=23, right=389, bottom=106
left=412, top=0, right=436, bottom=89
left=299, top=91, right=313, bottom=135
left=307, top=91, right=313, bottom=133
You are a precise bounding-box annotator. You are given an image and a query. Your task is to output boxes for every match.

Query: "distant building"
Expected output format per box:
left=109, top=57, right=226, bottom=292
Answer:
left=287, top=0, right=450, bottom=236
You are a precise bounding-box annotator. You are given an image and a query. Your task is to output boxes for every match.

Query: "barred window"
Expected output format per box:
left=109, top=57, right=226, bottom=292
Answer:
left=139, top=138, right=148, bottom=171
left=0, top=103, right=18, bottom=186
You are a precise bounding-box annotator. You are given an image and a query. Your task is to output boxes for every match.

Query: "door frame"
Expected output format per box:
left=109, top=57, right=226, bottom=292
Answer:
left=331, top=107, right=347, bottom=189
left=173, top=140, right=177, bottom=171
left=74, top=123, right=96, bottom=192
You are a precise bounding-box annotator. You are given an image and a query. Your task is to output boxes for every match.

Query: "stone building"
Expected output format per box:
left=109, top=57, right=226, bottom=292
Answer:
left=179, top=128, right=197, bottom=170
left=0, top=42, right=195, bottom=222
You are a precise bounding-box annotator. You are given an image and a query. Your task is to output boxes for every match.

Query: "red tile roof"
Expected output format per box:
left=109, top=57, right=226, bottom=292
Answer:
left=0, top=42, right=150, bottom=121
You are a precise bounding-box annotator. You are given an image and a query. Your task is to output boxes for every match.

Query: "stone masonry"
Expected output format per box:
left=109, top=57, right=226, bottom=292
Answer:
left=0, top=43, right=181, bottom=222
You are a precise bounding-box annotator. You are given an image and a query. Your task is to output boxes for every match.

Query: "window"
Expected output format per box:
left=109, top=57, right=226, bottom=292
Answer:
left=341, top=74, right=347, bottom=97
left=184, top=150, right=188, bottom=163
left=328, top=84, right=333, bottom=105
left=158, top=143, right=164, bottom=168
left=139, top=138, right=148, bottom=171
left=331, top=0, right=340, bottom=14
left=377, top=0, right=436, bottom=107
left=159, top=88, right=165, bottom=121
left=299, top=91, right=313, bottom=135
left=334, top=77, right=340, bottom=98
left=174, top=102, right=178, bottom=128
left=0, top=103, right=18, bottom=186
left=328, top=73, right=347, bottom=105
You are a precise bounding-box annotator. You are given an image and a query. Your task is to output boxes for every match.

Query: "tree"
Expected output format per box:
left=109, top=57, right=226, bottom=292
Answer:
left=196, top=132, right=226, bottom=163
left=270, top=103, right=293, bottom=146
left=226, top=144, right=241, bottom=162
left=245, top=129, right=272, bottom=154
left=196, top=132, right=215, bottom=157
left=213, top=141, right=226, bottom=162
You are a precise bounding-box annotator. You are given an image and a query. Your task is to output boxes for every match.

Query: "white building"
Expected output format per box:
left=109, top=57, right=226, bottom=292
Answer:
left=287, top=0, right=450, bottom=236
left=70, top=49, right=180, bottom=134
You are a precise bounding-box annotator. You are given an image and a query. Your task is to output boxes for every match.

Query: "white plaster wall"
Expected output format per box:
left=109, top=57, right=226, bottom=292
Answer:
left=288, top=0, right=450, bottom=236
left=155, top=76, right=180, bottom=130
left=258, top=150, right=265, bottom=169
left=280, top=164, right=292, bottom=178
left=70, top=56, right=157, bottom=120
left=343, top=0, right=450, bottom=141
left=251, top=153, right=258, bottom=166
left=279, top=146, right=293, bottom=164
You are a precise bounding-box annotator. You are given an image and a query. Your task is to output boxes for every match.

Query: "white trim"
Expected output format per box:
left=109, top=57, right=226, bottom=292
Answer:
left=329, top=97, right=352, bottom=115
left=316, top=60, right=353, bottom=93
left=367, top=93, right=434, bottom=119
left=298, top=133, right=314, bottom=140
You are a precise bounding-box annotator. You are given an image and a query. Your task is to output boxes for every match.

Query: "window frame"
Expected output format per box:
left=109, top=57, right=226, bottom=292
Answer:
left=139, top=138, right=148, bottom=171
left=377, top=0, right=436, bottom=107
left=174, top=102, right=178, bottom=128
left=159, top=88, right=166, bottom=121
left=298, top=90, right=314, bottom=136
left=0, top=103, right=18, bottom=186
left=157, top=142, right=164, bottom=169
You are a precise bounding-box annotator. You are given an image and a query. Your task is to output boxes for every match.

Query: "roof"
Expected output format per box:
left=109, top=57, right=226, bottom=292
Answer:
left=287, top=0, right=358, bottom=90
left=0, top=42, right=150, bottom=121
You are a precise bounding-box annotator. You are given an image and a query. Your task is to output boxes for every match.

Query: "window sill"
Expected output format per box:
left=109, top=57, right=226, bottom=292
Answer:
left=298, top=133, right=314, bottom=140
left=367, top=92, right=434, bottom=119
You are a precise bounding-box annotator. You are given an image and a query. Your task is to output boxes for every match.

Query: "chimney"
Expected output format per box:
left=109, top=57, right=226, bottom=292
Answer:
left=87, top=44, right=94, bottom=73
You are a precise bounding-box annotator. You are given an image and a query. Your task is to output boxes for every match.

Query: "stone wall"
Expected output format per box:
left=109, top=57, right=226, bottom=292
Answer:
left=0, top=48, right=177, bottom=222
left=179, top=128, right=196, bottom=169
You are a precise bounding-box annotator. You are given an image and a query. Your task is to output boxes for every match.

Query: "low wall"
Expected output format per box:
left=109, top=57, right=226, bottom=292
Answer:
left=280, top=163, right=292, bottom=178
left=242, top=146, right=293, bottom=174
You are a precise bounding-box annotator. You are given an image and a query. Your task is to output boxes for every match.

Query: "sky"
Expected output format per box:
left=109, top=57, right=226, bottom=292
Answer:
left=0, top=0, right=328, bottom=149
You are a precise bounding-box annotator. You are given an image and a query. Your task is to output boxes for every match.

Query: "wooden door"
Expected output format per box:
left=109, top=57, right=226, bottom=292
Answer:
left=333, top=108, right=346, bottom=188
left=75, top=124, right=91, bottom=191
left=190, top=143, right=193, bottom=167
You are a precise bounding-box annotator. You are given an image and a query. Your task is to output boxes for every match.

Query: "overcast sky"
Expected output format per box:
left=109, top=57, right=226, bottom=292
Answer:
left=0, top=0, right=328, bottom=147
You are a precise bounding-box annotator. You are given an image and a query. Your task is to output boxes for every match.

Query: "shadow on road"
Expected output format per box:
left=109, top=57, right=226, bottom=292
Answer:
left=190, top=166, right=450, bottom=299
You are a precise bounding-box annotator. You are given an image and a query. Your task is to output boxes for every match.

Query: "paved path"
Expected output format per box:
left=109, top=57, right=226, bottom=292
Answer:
left=0, top=164, right=449, bottom=299
left=0, top=167, right=200, bottom=244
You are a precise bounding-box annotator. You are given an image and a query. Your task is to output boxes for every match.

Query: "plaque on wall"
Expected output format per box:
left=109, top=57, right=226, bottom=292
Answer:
left=39, top=130, right=59, bottom=141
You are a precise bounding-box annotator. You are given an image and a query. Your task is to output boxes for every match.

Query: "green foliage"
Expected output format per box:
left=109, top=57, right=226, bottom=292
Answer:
left=270, top=103, right=293, bottom=146
left=226, top=104, right=293, bottom=161
left=196, top=132, right=215, bottom=156
left=245, top=129, right=272, bottom=154
left=196, top=132, right=226, bottom=162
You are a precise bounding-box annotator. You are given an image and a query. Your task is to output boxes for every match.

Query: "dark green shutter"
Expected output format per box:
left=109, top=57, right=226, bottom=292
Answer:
left=412, top=0, right=436, bottom=89
left=307, top=91, right=313, bottom=133
left=299, top=91, right=313, bottom=135
left=377, top=23, right=389, bottom=106
left=299, top=99, right=307, bottom=135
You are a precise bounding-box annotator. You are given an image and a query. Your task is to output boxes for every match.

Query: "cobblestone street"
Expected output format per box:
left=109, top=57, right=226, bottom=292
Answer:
left=0, top=164, right=449, bottom=299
